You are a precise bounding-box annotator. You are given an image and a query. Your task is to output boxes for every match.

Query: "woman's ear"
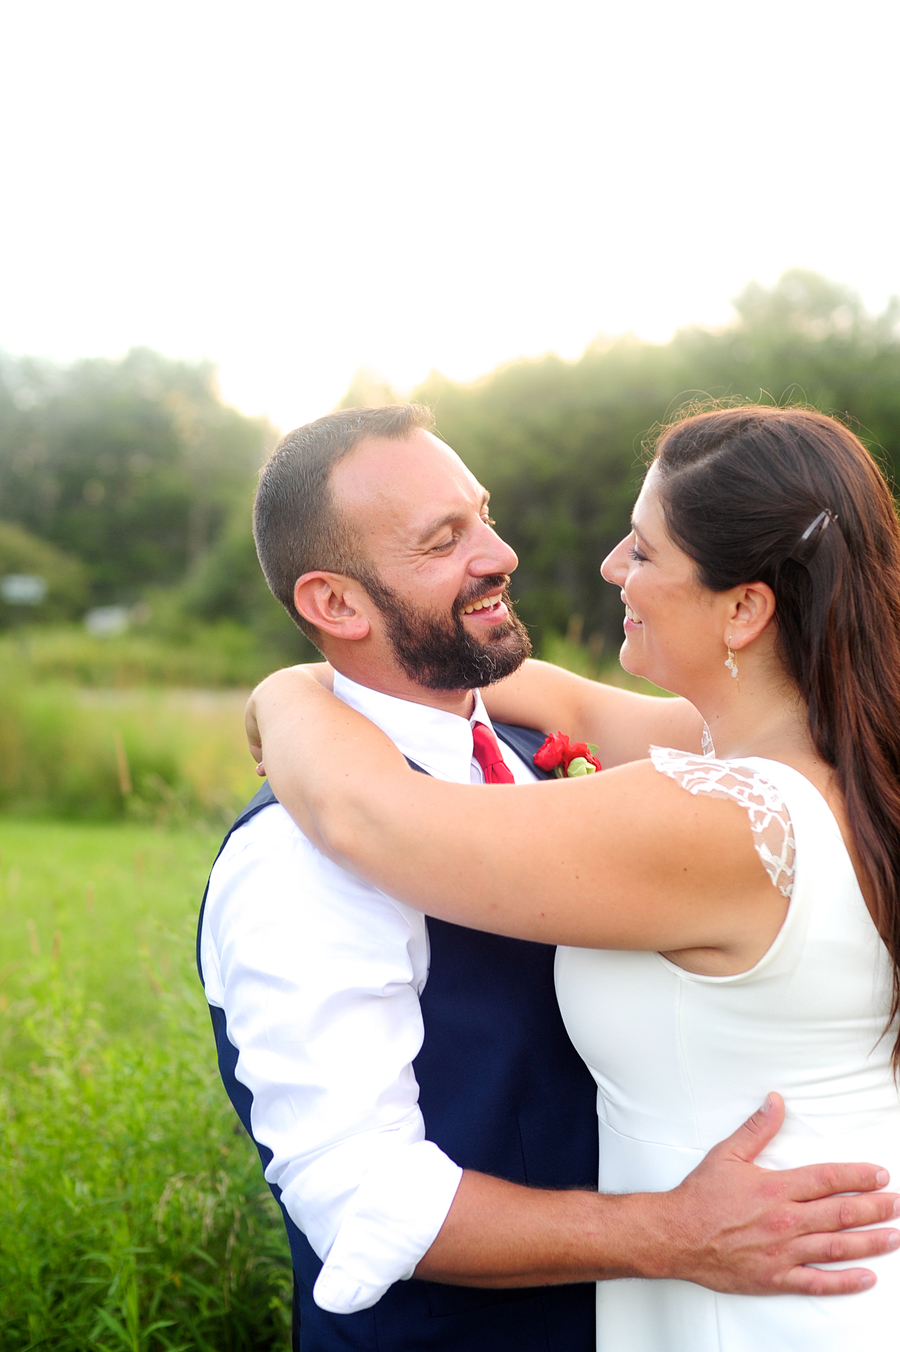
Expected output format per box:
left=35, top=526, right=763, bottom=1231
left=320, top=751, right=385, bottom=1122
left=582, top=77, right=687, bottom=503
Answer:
left=293, top=572, right=372, bottom=642
left=727, top=580, right=777, bottom=650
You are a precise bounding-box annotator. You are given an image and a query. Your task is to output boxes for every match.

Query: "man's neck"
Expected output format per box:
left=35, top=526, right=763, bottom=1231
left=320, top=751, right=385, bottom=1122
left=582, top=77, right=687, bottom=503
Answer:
left=331, top=659, right=476, bottom=719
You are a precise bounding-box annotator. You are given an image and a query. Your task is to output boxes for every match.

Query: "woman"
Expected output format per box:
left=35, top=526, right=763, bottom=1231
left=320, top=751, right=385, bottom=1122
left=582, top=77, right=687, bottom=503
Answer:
left=247, top=405, right=900, bottom=1348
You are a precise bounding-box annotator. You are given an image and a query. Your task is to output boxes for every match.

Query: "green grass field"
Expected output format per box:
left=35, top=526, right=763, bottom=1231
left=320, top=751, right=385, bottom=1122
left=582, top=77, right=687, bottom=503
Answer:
left=1, top=820, right=221, bottom=1039
left=0, top=819, right=292, bottom=1351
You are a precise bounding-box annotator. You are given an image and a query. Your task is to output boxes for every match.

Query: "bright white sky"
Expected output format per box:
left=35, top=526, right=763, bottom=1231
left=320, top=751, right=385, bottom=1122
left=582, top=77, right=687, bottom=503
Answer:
left=1, top=0, right=898, bottom=431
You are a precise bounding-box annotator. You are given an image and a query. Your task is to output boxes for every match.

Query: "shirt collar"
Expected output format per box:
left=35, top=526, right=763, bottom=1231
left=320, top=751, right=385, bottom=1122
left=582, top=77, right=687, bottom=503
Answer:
left=333, top=672, right=493, bottom=783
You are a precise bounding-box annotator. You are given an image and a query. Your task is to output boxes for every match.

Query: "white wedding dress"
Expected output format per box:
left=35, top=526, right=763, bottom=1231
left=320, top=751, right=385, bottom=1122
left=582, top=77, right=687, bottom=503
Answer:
left=555, top=749, right=900, bottom=1351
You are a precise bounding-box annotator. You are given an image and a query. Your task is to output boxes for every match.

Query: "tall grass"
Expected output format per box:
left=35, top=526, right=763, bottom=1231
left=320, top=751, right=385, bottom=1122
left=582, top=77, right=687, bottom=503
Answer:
left=0, top=622, right=286, bottom=691
left=0, top=659, right=258, bottom=824
left=0, top=969, right=291, bottom=1350
left=0, top=821, right=292, bottom=1350
left=0, top=820, right=230, bottom=1038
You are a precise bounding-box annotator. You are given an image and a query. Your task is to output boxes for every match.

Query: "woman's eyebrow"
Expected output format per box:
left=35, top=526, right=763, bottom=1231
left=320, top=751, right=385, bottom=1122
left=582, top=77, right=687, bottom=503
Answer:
left=631, top=519, right=656, bottom=554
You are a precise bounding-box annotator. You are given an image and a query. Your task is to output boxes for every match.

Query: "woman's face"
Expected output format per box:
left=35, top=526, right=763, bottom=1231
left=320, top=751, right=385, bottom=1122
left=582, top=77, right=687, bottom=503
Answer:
left=600, top=466, right=728, bottom=696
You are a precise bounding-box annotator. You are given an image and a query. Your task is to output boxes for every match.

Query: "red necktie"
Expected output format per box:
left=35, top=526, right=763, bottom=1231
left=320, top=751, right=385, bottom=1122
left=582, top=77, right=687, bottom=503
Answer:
left=472, top=722, right=515, bottom=784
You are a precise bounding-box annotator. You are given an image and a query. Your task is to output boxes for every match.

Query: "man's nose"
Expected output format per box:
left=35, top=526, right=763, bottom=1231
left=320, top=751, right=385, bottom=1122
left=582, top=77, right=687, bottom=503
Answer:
left=473, top=521, right=518, bottom=575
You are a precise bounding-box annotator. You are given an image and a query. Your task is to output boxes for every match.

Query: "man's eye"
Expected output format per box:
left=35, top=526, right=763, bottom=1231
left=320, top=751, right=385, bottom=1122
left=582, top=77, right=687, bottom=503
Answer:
left=431, top=538, right=455, bottom=552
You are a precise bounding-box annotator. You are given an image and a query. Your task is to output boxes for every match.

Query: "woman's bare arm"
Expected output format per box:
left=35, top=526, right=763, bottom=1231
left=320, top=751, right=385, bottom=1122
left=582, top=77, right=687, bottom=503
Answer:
left=246, top=669, right=784, bottom=970
left=480, top=659, right=705, bottom=766
left=256, top=658, right=704, bottom=768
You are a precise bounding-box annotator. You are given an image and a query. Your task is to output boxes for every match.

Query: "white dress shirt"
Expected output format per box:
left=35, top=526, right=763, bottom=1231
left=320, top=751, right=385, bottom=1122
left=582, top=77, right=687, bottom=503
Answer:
left=199, top=673, right=536, bottom=1315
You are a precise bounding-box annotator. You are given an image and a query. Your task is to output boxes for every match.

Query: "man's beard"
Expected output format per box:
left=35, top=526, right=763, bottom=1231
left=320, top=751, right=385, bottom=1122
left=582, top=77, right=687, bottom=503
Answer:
left=362, top=571, right=532, bottom=690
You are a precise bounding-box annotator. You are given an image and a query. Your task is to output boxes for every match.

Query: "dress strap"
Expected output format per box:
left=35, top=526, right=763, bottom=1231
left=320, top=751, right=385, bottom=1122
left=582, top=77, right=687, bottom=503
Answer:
left=649, top=747, right=796, bottom=898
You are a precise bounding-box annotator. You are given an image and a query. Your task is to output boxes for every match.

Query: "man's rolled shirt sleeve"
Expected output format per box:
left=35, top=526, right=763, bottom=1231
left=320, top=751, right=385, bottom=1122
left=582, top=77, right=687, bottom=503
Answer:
left=200, top=802, right=463, bottom=1314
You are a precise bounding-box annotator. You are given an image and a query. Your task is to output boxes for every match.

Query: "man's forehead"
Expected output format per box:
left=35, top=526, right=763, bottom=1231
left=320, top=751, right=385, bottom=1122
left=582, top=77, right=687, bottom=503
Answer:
left=332, top=430, right=484, bottom=519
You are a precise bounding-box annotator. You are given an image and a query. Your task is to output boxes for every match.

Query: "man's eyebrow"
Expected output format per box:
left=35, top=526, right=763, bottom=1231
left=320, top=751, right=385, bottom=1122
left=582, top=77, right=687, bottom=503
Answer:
left=414, top=490, right=491, bottom=545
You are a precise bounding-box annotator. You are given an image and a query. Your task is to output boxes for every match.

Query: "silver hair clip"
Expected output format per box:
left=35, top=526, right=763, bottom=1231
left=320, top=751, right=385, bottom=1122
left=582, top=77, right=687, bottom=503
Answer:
left=788, top=509, right=838, bottom=567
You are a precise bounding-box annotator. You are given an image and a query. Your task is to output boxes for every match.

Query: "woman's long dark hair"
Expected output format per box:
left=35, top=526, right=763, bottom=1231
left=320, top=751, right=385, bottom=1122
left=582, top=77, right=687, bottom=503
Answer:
left=651, top=404, right=900, bottom=1070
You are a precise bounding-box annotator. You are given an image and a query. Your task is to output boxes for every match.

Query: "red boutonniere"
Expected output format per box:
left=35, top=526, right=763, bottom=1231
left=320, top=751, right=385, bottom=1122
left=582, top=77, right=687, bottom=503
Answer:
left=533, top=731, right=603, bottom=778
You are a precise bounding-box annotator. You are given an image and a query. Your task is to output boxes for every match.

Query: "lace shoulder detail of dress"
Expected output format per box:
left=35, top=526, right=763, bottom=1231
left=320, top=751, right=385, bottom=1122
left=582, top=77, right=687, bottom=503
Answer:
left=648, top=747, right=796, bottom=899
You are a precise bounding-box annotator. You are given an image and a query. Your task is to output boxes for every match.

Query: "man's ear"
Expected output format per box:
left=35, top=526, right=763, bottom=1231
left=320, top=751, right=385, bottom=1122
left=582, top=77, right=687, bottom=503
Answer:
left=727, top=580, right=777, bottom=650
left=293, top=572, right=372, bottom=642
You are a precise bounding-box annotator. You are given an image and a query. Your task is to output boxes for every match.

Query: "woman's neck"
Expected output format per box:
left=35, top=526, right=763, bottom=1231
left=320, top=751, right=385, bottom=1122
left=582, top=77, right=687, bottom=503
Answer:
left=708, top=705, right=813, bottom=765
left=696, top=654, right=816, bottom=769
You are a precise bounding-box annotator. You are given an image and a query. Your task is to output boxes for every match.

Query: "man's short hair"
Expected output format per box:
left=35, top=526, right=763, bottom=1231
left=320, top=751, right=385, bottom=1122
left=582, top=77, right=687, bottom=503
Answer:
left=254, top=403, right=435, bottom=643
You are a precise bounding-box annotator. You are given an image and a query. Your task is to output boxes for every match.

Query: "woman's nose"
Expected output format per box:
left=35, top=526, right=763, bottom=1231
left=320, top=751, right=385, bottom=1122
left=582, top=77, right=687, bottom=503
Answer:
left=600, top=537, right=629, bottom=585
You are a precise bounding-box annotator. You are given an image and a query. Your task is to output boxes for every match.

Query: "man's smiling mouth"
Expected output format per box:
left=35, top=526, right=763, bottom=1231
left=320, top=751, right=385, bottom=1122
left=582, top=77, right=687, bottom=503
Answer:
left=462, top=591, right=504, bottom=615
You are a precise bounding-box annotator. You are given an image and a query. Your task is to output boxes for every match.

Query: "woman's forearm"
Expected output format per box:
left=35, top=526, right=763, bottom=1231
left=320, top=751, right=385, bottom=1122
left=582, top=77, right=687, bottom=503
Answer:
left=479, top=659, right=580, bottom=735
left=246, top=667, right=414, bottom=855
left=481, top=659, right=703, bottom=767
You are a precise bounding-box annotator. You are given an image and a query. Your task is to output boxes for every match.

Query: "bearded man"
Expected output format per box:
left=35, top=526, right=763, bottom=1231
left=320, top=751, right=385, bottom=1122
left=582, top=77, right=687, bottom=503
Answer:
left=198, top=404, right=893, bottom=1352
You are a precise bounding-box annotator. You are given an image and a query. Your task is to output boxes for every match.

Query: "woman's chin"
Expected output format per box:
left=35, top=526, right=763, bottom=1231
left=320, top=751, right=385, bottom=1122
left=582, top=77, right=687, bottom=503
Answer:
left=619, top=650, right=675, bottom=695
left=618, top=642, right=647, bottom=681
left=619, top=647, right=682, bottom=698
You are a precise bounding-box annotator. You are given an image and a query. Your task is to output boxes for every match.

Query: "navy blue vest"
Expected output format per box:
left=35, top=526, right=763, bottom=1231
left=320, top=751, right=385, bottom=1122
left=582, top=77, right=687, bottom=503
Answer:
left=198, top=723, right=598, bottom=1352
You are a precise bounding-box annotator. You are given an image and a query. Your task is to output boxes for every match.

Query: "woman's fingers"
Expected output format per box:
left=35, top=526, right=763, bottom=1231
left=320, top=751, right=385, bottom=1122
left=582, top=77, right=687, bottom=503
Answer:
left=245, top=689, right=264, bottom=762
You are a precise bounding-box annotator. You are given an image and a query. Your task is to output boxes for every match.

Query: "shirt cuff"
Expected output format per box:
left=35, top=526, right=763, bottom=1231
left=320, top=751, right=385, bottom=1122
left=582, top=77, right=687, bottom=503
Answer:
left=312, top=1140, right=464, bottom=1314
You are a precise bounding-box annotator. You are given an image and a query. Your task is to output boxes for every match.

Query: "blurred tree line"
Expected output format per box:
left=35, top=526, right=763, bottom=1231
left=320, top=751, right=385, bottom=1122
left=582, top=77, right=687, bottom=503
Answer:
left=414, top=269, right=900, bottom=654
left=0, top=347, right=310, bottom=661
left=1, top=269, right=899, bottom=666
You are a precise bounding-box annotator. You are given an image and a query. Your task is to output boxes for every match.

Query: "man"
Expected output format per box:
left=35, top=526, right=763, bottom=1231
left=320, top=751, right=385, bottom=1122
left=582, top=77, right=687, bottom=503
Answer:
left=198, top=404, right=897, bottom=1352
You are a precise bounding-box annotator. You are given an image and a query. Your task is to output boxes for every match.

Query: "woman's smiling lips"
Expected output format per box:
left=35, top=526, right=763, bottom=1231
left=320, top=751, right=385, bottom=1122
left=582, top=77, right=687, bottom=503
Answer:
left=622, top=595, right=643, bottom=630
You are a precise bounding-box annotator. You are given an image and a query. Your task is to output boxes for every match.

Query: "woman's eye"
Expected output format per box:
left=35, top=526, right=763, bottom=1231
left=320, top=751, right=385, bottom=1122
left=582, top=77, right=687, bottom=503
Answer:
left=628, top=544, right=648, bottom=563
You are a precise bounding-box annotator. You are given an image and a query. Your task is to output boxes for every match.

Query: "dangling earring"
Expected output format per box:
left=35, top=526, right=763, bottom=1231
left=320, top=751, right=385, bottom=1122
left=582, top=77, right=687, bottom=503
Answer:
left=724, top=640, right=739, bottom=681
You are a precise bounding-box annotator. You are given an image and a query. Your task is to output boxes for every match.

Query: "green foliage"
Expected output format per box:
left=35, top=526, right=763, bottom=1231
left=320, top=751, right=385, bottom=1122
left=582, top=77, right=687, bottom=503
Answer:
left=4, top=271, right=900, bottom=661
left=0, top=347, right=276, bottom=605
left=171, top=516, right=320, bottom=666
left=0, top=343, right=320, bottom=662
left=414, top=269, right=900, bottom=650
left=0, top=519, right=90, bottom=625
left=0, top=620, right=308, bottom=690
left=0, top=822, right=291, bottom=1349
left=0, top=651, right=259, bottom=822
